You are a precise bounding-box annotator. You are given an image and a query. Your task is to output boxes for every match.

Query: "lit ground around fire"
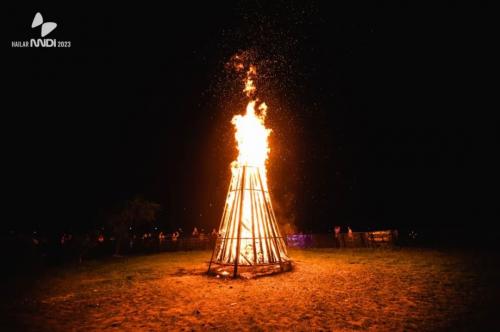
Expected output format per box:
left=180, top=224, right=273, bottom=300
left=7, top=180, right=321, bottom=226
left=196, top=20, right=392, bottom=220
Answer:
left=3, top=248, right=498, bottom=331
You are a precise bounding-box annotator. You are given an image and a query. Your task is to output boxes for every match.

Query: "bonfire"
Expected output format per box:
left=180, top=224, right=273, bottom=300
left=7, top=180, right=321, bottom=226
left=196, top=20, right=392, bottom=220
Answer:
left=208, top=61, right=291, bottom=278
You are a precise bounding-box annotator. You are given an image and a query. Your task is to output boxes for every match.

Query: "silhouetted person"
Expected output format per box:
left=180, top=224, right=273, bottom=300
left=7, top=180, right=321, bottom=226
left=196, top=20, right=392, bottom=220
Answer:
left=334, top=226, right=341, bottom=248
left=172, top=231, right=180, bottom=251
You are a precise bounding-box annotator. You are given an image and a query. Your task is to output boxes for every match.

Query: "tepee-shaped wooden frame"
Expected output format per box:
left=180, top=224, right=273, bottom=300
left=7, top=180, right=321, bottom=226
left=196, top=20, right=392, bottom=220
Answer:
left=208, top=165, right=291, bottom=278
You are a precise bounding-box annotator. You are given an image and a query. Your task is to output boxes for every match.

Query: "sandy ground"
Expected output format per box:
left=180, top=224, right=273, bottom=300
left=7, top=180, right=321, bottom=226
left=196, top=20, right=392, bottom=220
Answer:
left=2, top=248, right=499, bottom=331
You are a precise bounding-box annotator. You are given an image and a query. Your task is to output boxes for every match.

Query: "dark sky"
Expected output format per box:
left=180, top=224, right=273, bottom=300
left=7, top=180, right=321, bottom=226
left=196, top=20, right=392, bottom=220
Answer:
left=5, top=3, right=496, bottom=233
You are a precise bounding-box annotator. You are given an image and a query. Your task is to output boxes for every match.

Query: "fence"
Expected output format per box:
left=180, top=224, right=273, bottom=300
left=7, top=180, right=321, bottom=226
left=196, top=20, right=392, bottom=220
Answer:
left=286, top=231, right=398, bottom=249
left=120, top=237, right=215, bottom=254
left=128, top=231, right=398, bottom=254
left=130, top=231, right=397, bottom=253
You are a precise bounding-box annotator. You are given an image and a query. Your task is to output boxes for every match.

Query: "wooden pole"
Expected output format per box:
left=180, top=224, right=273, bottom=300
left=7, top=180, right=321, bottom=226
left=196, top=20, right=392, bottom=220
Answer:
left=226, top=170, right=243, bottom=264
left=255, top=183, right=272, bottom=263
left=233, top=166, right=246, bottom=277
left=252, top=171, right=265, bottom=264
left=207, top=173, right=235, bottom=274
left=249, top=169, right=258, bottom=265
left=257, top=170, right=283, bottom=267
left=267, top=190, right=288, bottom=259
left=219, top=173, right=240, bottom=264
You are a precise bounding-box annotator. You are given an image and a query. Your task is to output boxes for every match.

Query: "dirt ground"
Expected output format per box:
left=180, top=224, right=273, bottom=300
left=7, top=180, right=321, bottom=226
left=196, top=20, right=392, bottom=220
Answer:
left=2, top=248, right=499, bottom=331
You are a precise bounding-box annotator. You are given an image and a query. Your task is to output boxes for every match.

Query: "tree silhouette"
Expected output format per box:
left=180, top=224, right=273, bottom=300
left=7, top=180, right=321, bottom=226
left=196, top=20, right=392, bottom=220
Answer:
left=109, top=196, right=161, bottom=255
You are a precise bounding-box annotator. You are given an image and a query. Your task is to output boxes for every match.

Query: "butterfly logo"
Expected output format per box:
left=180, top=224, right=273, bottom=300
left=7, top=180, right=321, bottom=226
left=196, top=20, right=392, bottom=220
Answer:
left=31, top=12, right=57, bottom=38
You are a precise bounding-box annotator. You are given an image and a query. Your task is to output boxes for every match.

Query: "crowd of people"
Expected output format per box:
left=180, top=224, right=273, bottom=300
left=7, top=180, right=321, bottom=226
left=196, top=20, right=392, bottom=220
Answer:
left=3, top=225, right=402, bottom=272
left=2, top=226, right=221, bottom=268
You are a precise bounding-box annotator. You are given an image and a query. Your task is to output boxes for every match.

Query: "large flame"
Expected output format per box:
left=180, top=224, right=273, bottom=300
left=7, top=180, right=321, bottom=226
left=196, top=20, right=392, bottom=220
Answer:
left=232, top=101, right=270, bottom=170
left=232, top=64, right=270, bottom=174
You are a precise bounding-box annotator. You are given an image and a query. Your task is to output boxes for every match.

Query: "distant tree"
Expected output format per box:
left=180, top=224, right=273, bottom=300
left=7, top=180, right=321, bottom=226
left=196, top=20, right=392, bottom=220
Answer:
left=108, top=196, right=161, bottom=255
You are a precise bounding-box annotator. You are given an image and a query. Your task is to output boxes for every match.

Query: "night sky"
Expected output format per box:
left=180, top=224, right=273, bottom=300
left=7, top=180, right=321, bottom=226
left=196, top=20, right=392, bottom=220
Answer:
left=6, top=3, right=495, bottom=234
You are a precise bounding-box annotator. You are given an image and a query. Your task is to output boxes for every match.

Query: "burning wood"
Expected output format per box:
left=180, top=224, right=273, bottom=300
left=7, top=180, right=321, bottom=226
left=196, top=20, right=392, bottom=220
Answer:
left=208, top=59, right=291, bottom=278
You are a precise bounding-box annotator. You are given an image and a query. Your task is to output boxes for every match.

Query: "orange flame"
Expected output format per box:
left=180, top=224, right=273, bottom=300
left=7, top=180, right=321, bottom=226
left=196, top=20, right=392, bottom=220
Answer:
left=243, top=65, right=257, bottom=98
left=232, top=65, right=270, bottom=175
